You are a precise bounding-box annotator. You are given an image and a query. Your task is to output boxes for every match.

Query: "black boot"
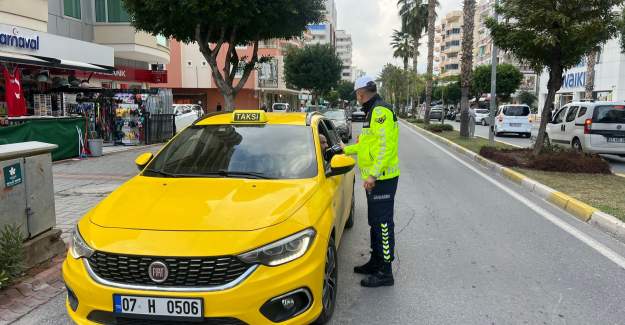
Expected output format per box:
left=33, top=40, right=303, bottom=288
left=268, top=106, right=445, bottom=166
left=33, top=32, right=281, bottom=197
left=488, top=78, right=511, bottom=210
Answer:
left=360, top=263, right=394, bottom=287
left=353, top=257, right=379, bottom=275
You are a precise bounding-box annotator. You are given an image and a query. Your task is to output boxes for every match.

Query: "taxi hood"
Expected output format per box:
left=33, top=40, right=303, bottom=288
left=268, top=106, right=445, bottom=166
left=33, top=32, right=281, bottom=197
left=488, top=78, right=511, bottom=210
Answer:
left=89, top=176, right=318, bottom=231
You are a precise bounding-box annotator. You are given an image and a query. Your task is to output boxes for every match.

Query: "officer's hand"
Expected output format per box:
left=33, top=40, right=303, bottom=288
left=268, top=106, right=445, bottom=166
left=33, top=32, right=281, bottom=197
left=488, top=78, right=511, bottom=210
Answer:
left=339, top=142, right=346, bottom=150
left=364, top=176, right=376, bottom=192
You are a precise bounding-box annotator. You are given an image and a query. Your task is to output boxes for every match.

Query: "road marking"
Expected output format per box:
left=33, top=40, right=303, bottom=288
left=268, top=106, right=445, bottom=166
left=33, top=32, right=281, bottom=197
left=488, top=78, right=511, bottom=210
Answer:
left=402, top=124, right=625, bottom=270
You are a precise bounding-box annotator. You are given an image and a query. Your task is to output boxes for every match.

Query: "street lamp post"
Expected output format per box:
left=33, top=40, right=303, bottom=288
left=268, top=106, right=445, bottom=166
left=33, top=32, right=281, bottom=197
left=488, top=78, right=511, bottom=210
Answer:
left=489, top=0, right=499, bottom=144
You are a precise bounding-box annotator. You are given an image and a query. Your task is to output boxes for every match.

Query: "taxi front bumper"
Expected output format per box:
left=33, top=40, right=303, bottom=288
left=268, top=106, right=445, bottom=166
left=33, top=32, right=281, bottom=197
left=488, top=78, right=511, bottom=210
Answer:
left=62, top=234, right=328, bottom=325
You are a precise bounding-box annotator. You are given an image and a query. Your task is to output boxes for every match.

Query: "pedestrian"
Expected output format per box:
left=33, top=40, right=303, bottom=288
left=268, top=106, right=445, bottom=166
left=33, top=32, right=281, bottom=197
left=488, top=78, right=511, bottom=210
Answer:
left=341, top=76, right=400, bottom=287
left=469, top=105, right=476, bottom=138
left=216, top=103, right=222, bottom=112
left=261, top=103, right=268, bottom=112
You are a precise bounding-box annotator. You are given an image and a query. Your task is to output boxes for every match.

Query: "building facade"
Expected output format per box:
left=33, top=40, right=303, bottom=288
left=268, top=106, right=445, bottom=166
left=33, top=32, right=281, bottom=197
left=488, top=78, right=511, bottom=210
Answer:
left=335, top=30, right=352, bottom=81
left=437, top=10, right=463, bottom=78
left=537, top=39, right=625, bottom=112
left=472, top=0, right=538, bottom=98
left=305, top=0, right=337, bottom=47
left=162, top=38, right=304, bottom=113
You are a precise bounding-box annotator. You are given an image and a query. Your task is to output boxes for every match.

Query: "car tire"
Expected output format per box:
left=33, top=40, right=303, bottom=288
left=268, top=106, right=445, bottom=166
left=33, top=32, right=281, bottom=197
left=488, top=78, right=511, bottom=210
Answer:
left=345, top=190, right=355, bottom=229
left=313, top=237, right=338, bottom=325
left=572, top=138, right=583, bottom=152
left=544, top=134, right=551, bottom=146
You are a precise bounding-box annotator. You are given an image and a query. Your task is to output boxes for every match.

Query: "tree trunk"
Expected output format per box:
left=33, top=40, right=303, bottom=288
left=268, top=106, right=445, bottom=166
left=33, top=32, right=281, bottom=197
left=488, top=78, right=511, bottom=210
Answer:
left=223, top=91, right=236, bottom=112
left=404, top=56, right=409, bottom=71
left=459, top=0, right=476, bottom=138
left=413, top=35, right=420, bottom=73
left=533, top=64, right=563, bottom=155
left=424, top=0, right=436, bottom=125
left=585, top=49, right=597, bottom=100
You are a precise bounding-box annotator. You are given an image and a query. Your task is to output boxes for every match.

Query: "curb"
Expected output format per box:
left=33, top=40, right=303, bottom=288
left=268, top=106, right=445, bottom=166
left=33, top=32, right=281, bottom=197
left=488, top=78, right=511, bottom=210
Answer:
left=401, top=119, right=625, bottom=244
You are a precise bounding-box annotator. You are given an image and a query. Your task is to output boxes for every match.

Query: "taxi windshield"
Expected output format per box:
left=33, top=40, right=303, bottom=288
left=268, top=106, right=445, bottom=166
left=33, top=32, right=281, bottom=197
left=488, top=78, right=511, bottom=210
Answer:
left=144, top=125, right=318, bottom=179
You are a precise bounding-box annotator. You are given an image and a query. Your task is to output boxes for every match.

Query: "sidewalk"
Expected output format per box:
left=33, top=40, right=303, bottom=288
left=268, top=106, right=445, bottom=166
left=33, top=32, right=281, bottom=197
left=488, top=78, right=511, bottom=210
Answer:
left=0, top=144, right=162, bottom=324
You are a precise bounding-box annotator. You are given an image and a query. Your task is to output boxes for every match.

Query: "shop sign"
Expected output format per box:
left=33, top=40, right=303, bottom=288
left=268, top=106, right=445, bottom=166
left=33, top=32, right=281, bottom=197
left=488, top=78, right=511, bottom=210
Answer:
left=77, top=66, right=167, bottom=83
left=3, top=163, right=22, bottom=188
left=561, top=71, right=586, bottom=89
left=0, top=27, right=39, bottom=51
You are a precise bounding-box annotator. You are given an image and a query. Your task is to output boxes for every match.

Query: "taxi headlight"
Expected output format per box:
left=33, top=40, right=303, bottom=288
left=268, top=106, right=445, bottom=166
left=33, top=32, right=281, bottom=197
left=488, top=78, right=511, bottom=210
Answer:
left=70, top=226, right=94, bottom=259
left=238, top=229, right=316, bottom=266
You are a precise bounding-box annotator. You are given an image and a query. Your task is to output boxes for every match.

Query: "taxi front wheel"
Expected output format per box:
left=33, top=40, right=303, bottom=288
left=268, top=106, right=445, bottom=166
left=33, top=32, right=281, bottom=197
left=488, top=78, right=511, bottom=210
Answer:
left=313, top=237, right=337, bottom=324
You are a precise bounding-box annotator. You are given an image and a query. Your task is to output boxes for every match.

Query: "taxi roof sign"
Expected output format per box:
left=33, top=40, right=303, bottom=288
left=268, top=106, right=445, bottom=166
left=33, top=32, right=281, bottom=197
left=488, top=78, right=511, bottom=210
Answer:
left=232, top=110, right=268, bottom=124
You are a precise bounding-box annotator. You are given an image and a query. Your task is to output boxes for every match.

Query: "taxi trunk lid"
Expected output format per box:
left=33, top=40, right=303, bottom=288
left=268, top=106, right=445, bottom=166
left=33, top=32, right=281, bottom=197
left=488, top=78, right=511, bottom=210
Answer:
left=89, top=176, right=317, bottom=231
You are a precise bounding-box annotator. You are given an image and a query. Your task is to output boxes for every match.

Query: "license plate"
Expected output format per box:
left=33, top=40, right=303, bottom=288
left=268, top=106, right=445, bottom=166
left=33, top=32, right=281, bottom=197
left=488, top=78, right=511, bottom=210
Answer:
left=114, top=295, right=203, bottom=319
left=510, top=123, right=522, bottom=127
left=607, top=137, right=625, bottom=143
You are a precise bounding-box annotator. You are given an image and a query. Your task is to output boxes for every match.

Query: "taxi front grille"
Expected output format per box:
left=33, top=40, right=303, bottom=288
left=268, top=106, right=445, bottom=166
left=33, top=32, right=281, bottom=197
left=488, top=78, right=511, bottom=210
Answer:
left=87, top=311, right=248, bottom=324
left=87, top=252, right=252, bottom=288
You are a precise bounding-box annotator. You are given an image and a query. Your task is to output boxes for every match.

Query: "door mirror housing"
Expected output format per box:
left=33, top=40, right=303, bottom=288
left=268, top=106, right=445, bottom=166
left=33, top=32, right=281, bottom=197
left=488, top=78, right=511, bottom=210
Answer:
left=135, top=152, right=154, bottom=171
left=326, top=155, right=356, bottom=177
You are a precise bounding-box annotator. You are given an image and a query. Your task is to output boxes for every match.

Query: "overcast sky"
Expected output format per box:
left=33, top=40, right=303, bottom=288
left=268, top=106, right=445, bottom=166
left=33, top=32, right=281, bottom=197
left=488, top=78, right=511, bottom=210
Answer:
left=336, top=0, right=463, bottom=77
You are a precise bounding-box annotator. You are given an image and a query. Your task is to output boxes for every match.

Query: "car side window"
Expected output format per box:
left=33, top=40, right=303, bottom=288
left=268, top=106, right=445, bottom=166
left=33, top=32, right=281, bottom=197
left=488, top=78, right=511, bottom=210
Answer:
left=553, top=107, right=568, bottom=124
left=322, top=119, right=341, bottom=145
left=577, top=106, right=588, bottom=118
left=566, top=106, right=579, bottom=122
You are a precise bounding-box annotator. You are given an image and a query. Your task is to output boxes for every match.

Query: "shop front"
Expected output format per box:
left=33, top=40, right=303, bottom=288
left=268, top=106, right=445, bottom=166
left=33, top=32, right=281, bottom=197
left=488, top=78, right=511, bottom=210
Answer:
left=0, top=23, right=174, bottom=160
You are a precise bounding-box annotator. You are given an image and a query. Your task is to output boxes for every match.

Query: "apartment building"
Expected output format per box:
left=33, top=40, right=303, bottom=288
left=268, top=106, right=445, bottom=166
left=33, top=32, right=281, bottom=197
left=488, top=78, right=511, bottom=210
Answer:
left=473, top=0, right=538, bottom=96
left=305, top=0, right=338, bottom=47
left=437, top=10, right=463, bottom=78
left=336, top=30, right=352, bottom=81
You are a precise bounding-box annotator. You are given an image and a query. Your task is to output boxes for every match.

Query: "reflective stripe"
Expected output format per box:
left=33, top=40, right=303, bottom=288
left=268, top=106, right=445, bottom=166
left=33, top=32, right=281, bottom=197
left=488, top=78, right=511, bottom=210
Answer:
left=381, top=223, right=391, bottom=261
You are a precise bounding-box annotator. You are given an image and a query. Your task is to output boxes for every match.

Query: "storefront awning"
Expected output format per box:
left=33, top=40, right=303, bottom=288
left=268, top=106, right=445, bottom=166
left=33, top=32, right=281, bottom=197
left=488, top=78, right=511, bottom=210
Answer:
left=0, top=51, right=114, bottom=73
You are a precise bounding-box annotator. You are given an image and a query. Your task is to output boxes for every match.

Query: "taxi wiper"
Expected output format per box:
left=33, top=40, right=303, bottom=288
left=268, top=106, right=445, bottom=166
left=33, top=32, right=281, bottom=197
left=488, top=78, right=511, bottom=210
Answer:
left=143, top=169, right=179, bottom=178
left=222, top=170, right=273, bottom=179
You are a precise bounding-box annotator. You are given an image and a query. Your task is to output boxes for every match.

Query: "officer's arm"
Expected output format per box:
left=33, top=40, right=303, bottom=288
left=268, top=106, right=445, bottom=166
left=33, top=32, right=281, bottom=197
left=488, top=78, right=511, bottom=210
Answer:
left=343, top=142, right=359, bottom=155
left=369, top=108, right=393, bottom=179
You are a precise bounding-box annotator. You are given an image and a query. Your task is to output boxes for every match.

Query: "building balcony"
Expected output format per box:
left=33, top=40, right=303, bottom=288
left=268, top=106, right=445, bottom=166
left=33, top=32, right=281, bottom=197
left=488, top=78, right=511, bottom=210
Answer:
left=94, top=24, right=170, bottom=64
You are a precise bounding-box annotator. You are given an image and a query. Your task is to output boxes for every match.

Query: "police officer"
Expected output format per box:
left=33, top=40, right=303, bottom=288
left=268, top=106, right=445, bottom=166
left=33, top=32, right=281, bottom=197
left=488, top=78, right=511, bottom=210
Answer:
left=342, top=76, right=400, bottom=287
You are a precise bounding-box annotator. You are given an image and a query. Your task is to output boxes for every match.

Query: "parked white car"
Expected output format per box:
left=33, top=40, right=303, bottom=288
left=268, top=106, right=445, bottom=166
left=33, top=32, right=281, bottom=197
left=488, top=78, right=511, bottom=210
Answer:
left=173, top=104, right=202, bottom=132
left=272, top=103, right=290, bottom=112
left=494, top=104, right=532, bottom=137
left=545, top=101, right=625, bottom=154
left=473, top=108, right=491, bottom=125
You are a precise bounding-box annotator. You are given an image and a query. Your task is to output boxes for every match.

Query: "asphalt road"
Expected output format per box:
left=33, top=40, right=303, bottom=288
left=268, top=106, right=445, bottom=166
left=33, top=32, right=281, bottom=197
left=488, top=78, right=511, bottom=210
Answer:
left=14, top=122, right=625, bottom=324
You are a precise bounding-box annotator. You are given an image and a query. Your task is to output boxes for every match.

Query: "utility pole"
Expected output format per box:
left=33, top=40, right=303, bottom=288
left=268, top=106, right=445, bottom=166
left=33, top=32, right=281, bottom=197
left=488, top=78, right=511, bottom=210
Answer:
left=488, top=0, right=499, bottom=145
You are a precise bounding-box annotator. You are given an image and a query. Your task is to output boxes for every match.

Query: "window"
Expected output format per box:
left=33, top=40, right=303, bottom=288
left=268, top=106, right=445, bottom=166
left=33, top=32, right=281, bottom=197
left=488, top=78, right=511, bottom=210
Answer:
left=95, top=0, right=130, bottom=23
left=64, top=0, right=81, bottom=19
left=503, top=105, right=530, bottom=116
left=565, top=106, right=579, bottom=122
left=553, top=108, right=568, bottom=124
left=145, top=125, right=318, bottom=179
left=95, top=0, right=106, bottom=22
left=577, top=107, right=588, bottom=118
left=593, top=105, right=625, bottom=123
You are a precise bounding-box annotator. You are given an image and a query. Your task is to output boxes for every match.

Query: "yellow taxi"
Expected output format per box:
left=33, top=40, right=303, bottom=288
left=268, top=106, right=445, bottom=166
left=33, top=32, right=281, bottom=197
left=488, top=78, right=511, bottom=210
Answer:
left=63, top=110, right=356, bottom=324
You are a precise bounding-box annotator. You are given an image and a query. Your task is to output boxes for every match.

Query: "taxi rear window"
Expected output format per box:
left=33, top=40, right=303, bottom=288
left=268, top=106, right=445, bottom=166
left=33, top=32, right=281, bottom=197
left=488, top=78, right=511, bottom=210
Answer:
left=144, top=125, right=318, bottom=179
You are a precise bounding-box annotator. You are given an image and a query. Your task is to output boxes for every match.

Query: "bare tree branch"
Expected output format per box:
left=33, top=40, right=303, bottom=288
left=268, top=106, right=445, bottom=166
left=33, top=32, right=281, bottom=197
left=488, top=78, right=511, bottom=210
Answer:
left=228, top=49, right=240, bottom=83
left=234, top=40, right=259, bottom=94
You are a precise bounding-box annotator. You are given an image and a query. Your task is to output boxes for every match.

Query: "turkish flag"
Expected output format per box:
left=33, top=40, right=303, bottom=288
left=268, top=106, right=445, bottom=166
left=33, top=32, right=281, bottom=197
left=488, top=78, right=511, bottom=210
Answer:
left=3, top=67, right=27, bottom=117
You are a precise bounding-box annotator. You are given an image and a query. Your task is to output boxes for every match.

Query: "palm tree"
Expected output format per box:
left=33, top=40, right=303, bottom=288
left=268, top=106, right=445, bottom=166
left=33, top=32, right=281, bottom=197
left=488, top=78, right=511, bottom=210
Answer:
left=459, top=0, right=476, bottom=138
left=391, top=30, right=415, bottom=71
left=398, top=0, right=430, bottom=72
left=423, top=0, right=437, bottom=124
left=584, top=48, right=599, bottom=100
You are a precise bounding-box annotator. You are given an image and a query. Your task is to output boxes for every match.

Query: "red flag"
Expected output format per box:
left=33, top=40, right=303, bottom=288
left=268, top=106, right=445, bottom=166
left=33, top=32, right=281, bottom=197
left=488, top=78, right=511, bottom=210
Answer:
left=3, top=66, right=27, bottom=117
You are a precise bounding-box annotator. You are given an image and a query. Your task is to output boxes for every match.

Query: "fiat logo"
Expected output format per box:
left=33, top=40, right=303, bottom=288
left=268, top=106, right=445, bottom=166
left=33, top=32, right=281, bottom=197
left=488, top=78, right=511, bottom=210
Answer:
left=148, top=261, right=169, bottom=283
left=618, top=125, right=622, bottom=130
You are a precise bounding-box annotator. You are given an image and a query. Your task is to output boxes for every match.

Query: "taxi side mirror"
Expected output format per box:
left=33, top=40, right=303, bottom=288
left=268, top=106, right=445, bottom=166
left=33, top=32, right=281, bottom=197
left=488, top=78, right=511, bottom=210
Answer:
left=135, top=152, right=153, bottom=171
left=327, top=155, right=355, bottom=177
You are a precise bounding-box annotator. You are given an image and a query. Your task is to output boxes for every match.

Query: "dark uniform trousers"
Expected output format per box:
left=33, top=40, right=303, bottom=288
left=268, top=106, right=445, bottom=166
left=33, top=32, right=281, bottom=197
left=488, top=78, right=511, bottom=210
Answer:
left=365, top=177, right=399, bottom=265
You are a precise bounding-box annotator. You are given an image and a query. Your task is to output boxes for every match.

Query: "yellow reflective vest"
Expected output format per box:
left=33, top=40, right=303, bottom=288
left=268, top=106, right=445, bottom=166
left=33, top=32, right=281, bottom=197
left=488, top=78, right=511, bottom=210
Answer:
left=344, top=97, right=400, bottom=180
